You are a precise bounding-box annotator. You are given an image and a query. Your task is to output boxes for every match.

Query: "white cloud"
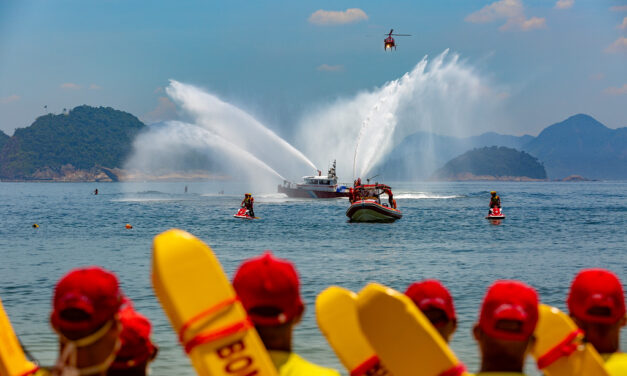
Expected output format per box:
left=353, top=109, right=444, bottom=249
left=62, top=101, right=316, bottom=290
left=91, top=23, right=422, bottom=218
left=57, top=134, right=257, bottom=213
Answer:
left=143, top=96, right=178, bottom=123
left=555, top=0, right=574, bottom=10
left=308, top=8, right=368, bottom=25
left=466, top=0, right=546, bottom=32
left=619, top=17, right=627, bottom=29
left=60, top=83, right=81, bottom=90
left=610, top=5, right=627, bottom=12
left=0, top=94, right=20, bottom=104
left=317, top=64, right=344, bottom=72
left=89, top=84, right=102, bottom=90
left=605, top=37, right=627, bottom=53
left=603, top=84, right=627, bottom=95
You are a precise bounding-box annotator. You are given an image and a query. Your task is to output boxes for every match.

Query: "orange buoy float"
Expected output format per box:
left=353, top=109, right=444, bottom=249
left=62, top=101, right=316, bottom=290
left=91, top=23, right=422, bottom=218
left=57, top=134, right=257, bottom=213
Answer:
left=32, top=224, right=39, bottom=228
left=125, top=224, right=133, bottom=229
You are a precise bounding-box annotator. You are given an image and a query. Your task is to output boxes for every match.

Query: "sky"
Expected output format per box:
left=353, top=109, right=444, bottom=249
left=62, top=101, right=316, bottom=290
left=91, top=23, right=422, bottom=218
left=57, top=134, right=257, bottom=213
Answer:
left=0, top=0, right=625, bottom=137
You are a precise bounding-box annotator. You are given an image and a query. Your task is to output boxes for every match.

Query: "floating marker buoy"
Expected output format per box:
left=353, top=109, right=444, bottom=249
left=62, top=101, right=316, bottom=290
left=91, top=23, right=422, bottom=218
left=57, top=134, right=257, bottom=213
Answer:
left=125, top=224, right=133, bottom=229
left=32, top=224, right=39, bottom=228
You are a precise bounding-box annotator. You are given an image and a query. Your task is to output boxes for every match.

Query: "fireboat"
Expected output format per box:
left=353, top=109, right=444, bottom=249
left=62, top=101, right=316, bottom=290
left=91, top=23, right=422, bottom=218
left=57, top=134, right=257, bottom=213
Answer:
left=277, top=160, right=350, bottom=199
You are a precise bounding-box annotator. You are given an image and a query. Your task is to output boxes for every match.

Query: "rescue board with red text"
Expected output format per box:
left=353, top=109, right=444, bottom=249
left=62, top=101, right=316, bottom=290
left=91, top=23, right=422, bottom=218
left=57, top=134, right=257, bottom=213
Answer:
left=152, top=229, right=277, bottom=376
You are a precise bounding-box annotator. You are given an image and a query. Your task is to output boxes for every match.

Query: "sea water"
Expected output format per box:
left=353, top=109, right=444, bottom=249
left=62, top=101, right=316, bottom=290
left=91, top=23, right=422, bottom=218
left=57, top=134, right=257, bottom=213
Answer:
left=0, top=181, right=625, bottom=376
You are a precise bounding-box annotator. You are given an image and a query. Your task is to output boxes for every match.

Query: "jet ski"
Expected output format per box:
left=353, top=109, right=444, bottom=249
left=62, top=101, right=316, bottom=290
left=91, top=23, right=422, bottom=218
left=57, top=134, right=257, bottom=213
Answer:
left=486, top=207, right=505, bottom=220
left=346, top=183, right=402, bottom=222
left=234, top=207, right=258, bottom=220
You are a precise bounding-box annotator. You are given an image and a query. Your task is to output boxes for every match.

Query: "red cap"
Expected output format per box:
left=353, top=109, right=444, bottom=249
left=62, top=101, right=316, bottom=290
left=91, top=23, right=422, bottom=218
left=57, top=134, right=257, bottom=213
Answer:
left=479, top=280, right=539, bottom=341
left=405, top=279, right=456, bottom=324
left=110, top=305, right=157, bottom=369
left=567, top=269, right=626, bottom=324
left=51, top=266, right=123, bottom=333
left=232, top=251, right=304, bottom=326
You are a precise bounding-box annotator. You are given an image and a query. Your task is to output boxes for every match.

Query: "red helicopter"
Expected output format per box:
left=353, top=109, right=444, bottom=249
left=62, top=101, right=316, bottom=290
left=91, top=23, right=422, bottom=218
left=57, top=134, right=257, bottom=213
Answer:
left=384, top=29, right=411, bottom=51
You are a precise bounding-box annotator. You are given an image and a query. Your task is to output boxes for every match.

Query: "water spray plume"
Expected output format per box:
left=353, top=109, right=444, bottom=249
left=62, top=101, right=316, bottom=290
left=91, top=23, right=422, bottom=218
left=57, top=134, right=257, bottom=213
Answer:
left=126, top=122, right=287, bottom=181
left=300, top=49, right=502, bottom=179
left=166, top=80, right=317, bottom=173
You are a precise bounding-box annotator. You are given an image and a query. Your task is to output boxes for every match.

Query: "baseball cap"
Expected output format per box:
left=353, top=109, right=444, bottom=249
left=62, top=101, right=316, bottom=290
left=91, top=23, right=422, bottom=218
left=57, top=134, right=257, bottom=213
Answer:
left=110, top=305, right=157, bottom=369
left=567, top=269, right=626, bottom=324
left=50, top=266, right=124, bottom=333
left=232, top=251, right=304, bottom=326
left=479, top=280, right=539, bottom=341
left=405, top=280, right=456, bottom=326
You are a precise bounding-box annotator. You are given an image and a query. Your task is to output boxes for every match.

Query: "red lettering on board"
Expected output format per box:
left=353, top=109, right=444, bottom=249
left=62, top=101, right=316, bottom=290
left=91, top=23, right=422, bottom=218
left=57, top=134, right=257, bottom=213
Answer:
left=216, top=339, right=261, bottom=375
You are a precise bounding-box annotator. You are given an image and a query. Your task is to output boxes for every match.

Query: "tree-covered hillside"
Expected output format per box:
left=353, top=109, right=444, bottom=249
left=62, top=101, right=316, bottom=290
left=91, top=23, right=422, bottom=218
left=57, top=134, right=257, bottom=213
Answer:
left=433, top=146, right=547, bottom=180
left=0, top=106, right=145, bottom=179
left=0, top=131, right=8, bottom=151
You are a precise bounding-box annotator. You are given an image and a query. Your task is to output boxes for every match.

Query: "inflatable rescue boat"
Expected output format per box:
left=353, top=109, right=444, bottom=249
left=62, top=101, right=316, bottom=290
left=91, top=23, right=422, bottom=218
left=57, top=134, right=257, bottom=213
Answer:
left=346, top=183, right=402, bottom=222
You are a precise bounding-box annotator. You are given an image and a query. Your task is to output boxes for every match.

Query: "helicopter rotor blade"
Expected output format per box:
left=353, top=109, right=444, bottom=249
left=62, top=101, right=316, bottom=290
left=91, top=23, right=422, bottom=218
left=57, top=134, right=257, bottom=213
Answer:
left=391, top=34, right=411, bottom=36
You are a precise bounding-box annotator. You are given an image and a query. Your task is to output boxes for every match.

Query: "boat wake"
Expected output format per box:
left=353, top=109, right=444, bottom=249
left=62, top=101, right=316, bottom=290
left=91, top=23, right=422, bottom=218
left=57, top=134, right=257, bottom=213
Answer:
left=395, top=192, right=463, bottom=199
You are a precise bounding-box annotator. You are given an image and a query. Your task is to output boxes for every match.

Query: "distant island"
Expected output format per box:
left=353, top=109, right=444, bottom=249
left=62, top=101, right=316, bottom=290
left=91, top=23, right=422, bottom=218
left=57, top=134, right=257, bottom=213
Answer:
left=0, top=106, right=146, bottom=181
left=432, top=146, right=547, bottom=181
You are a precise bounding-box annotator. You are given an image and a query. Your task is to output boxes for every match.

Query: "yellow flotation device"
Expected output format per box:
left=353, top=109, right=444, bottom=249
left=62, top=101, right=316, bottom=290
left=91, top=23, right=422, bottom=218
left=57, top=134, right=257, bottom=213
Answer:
left=316, top=286, right=390, bottom=375
left=0, top=297, right=38, bottom=376
left=531, top=304, right=609, bottom=376
left=152, top=229, right=278, bottom=376
left=356, top=283, right=469, bottom=376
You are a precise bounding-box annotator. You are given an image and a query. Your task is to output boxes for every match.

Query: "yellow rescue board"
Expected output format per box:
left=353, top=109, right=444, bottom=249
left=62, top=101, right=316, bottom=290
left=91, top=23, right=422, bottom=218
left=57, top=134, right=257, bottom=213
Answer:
left=531, top=304, right=609, bottom=376
left=356, top=283, right=469, bottom=376
left=0, top=297, right=38, bottom=376
left=316, top=286, right=391, bottom=375
left=152, top=229, right=278, bottom=376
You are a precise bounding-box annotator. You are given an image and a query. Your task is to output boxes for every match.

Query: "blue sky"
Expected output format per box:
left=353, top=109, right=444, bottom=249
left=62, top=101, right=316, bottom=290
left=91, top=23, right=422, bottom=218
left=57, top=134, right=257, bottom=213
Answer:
left=0, top=0, right=625, bottom=137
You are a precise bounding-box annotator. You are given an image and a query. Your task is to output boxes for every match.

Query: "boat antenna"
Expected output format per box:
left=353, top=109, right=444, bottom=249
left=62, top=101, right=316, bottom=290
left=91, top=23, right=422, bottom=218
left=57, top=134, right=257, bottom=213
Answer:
left=366, top=174, right=379, bottom=184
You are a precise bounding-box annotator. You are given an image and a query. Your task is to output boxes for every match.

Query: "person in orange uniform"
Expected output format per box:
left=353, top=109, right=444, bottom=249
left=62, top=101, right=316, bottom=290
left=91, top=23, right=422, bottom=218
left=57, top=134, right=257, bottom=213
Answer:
left=405, top=279, right=457, bottom=342
left=383, top=187, right=396, bottom=209
left=473, top=280, right=539, bottom=376
left=107, top=305, right=158, bottom=376
left=241, top=193, right=255, bottom=217
left=233, top=251, right=340, bottom=376
left=567, top=269, right=627, bottom=375
left=40, top=267, right=125, bottom=376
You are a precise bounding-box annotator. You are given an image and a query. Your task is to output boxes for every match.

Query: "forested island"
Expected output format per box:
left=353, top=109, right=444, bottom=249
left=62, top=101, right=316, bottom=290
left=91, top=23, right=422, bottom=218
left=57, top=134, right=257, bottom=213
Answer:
left=432, top=146, right=547, bottom=181
left=0, top=106, right=145, bottom=181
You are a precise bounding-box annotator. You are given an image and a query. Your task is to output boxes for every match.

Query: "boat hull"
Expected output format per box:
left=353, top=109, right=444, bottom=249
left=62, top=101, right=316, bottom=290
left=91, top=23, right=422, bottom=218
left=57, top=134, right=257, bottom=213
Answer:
left=278, top=185, right=350, bottom=199
left=346, top=200, right=402, bottom=222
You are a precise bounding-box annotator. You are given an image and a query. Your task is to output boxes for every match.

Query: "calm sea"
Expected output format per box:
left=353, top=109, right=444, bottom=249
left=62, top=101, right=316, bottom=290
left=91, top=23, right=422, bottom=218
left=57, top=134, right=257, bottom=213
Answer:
left=1, top=181, right=625, bottom=376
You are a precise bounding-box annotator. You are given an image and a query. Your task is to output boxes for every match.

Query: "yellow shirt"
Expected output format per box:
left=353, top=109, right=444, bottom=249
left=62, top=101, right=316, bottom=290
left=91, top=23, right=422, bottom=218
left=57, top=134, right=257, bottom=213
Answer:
left=269, top=351, right=340, bottom=376
left=603, top=352, right=627, bottom=376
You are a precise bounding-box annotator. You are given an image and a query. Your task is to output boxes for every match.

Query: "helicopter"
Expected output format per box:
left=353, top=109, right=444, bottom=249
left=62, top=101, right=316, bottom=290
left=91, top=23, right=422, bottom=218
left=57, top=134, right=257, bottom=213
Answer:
left=384, top=29, right=411, bottom=51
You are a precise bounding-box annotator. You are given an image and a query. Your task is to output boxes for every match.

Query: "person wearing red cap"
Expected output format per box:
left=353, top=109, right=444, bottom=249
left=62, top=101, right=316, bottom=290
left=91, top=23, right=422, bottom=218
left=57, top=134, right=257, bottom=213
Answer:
left=233, top=251, right=340, bottom=376
left=567, top=268, right=627, bottom=375
left=473, top=280, right=539, bottom=375
left=107, top=305, right=158, bottom=376
left=47, top=266, right=124, bottom=376
left=405, top=279, right=457, bottom=342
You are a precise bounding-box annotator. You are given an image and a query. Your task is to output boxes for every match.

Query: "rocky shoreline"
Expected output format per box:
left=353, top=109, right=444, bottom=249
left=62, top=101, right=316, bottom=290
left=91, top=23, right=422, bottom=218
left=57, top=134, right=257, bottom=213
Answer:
left=0, top=165, right=228, bottom=182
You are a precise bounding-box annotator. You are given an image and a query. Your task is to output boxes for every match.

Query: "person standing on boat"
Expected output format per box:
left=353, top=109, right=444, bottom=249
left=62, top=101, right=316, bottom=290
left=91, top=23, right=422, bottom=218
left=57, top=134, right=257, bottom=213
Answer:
left=383, top=187, right=396, bottom=209
left=241, top=193, right=255, bottom=217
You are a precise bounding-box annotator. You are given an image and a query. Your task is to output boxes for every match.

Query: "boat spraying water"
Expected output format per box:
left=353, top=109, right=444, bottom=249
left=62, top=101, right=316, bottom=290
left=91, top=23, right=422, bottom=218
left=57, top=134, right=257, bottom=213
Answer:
left=126, top=50, right=503, bottom=192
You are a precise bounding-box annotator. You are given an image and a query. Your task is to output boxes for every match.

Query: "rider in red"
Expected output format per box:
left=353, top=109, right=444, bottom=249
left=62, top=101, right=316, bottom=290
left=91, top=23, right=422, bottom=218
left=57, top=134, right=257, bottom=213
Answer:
left=489, top=191, right=501, bottom=214
left=241, top=193, right=255, bottom=217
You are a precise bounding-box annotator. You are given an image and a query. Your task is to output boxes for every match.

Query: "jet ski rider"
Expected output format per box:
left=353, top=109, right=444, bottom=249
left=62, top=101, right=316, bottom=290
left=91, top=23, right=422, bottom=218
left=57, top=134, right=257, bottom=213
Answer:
left=489, top=191, right=501, bottom=213
left=241, top=193, right=255, bottom=218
